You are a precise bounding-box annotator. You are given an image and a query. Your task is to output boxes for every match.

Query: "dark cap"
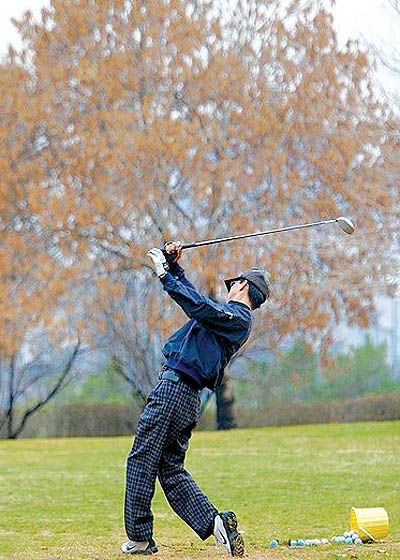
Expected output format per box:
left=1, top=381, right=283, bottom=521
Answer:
left=224, top=267, right=270, bottom=309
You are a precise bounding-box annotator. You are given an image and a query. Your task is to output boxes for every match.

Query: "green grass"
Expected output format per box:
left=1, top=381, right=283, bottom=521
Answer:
left=1, top=421, right=400, bottom=559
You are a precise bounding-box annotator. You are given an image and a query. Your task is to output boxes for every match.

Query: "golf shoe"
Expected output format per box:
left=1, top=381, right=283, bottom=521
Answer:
left=213, top=511, right=244, bottom=557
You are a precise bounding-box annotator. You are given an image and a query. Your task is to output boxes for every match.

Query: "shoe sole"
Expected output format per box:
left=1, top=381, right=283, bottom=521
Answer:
left=122, top=544, right=158, bottom=555
left=222, top=512, right=244, bottom=557
left=123, top=549, right=158, bottom=555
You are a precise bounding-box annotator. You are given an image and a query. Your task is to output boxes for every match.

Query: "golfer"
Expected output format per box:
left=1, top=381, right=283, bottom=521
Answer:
left=122, top=242, right=269, bottom=556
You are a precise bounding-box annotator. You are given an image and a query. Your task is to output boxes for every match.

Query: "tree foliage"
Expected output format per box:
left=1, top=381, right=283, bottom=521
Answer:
left=1, top=0, right=399, bottom=422
left=54, top=357, right=134, bottom=405
left=234, top=337, right=398, bottom=408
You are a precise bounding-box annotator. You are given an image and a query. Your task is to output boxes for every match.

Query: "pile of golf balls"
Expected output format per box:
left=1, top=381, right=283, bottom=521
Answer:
left=269, top=530, right=363, bottom=548
left=288, top=538, right=329, bottom=546
left=331, top=530, right=362, bottom=545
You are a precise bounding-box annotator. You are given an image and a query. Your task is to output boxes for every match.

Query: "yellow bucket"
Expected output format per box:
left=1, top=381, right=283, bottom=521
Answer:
left=350, top=507, right=389, bottom=542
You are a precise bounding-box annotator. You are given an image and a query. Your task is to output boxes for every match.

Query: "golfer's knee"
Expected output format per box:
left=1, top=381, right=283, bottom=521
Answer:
left=159, top=464, right=184, bottom=487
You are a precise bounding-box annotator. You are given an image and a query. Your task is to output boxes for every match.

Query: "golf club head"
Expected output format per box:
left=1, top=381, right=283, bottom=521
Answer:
left=336, top=217, right=355, bottom=234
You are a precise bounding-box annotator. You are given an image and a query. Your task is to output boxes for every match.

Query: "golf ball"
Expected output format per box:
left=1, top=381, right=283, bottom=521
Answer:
left=343, top=532, right=351, bottom=538
left=270, top=540, right=278, bottom=548
left=297, top=540, right=305, bottom=546
left=337, top=536, right=346, bottom=543
left=321, top=538, right=329, bottom=545
left=354, top=538, right=362, bottom=546
left=290, top=540, right=298, bottom=547
left=345, top=537, right=353, bottom=544
left=352, top=533, right=359, bottom=540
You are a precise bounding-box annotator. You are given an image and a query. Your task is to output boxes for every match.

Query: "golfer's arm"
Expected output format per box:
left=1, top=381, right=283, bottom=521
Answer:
left=167, top=262, right=197, bottom=291
left=160, top=272, right=244, bottom=333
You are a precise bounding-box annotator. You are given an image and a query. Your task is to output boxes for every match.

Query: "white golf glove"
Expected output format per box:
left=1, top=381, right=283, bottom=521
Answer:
left=146, top=248, right=169, bottom=278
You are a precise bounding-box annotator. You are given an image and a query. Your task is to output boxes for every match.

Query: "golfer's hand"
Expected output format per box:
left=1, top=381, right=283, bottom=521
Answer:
left=163, top=241, right=182, bottom=264
left=147, top=248, right=169, bottom=278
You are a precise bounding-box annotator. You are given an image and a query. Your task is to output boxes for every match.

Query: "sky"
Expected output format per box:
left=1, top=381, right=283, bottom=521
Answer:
left=0, top=0, right=397, bottom=95
left=0, top=0, right=49, bottom=54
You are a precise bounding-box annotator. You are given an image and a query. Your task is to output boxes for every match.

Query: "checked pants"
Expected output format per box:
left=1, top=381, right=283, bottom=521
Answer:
left=124, top=370, right=218, bottom=541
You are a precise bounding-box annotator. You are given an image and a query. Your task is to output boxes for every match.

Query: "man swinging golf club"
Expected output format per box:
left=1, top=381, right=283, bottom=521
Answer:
left=122, top=241, right=269, bottom=556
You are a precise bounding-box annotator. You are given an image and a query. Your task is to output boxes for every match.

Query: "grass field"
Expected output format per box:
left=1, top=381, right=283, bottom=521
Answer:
left=1, top=421, right=399, bottom=560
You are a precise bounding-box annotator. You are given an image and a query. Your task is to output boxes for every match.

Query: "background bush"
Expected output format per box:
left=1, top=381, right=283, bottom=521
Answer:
left=5, top=391, right=400, bottom=438
left=3, top=337, right=399, bottom=438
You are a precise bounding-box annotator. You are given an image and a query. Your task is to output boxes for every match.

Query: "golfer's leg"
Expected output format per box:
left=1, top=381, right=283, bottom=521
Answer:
left=124, top=385, right=170, bottom=541
left=158, top=422, right=218, bottom=540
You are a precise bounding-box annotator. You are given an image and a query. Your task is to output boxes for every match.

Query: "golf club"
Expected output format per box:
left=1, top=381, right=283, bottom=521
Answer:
left=181, top=217, right=354, bottom=250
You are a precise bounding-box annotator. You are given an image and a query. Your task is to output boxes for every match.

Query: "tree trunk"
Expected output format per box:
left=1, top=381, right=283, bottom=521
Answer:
left=6, top=354, right=16, bottom=439
left=215, top=374, right=238, bottom=430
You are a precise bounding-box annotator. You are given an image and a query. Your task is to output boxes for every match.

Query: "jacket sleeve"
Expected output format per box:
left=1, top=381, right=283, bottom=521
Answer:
left=160, top=271, right=251, bottom=339
left=166, top=262, right=197, bottom=291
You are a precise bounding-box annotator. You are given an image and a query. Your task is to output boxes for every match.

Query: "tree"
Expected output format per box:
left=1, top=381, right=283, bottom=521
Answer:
left=324, top=336, right=397, bottom=399
left=0, top=330, right=82, bottom=439
left=56, top=356, right=134, bottom=405
left=232, top=340, right=319, bottom=408
left=93, top=271, right=169, bottom=403
left=2, top=0, right=399, bottom=428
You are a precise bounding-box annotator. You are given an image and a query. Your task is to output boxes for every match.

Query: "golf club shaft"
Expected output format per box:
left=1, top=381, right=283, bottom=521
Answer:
left=181, top=219, right=338, bottom=250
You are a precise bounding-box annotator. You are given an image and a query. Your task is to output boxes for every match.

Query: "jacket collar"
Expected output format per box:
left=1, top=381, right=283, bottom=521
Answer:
left=228, top=300, right=252, bottom=311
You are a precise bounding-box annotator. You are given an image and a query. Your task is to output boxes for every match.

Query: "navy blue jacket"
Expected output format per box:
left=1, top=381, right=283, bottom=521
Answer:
left=160, top=263, right=252, bottom=390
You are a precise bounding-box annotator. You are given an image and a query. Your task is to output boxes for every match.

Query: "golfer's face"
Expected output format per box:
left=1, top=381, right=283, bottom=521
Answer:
left=227, top=280, right=245, bottom=300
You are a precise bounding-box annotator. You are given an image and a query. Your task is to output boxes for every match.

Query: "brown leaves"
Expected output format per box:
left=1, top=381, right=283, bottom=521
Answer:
left=0, top=0, right=397, bottom=371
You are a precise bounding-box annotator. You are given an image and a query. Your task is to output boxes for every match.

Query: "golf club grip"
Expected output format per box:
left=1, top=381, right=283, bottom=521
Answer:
left=181, top=238, right=230, bottom=249
left=181, top=242, right=200, bottom=249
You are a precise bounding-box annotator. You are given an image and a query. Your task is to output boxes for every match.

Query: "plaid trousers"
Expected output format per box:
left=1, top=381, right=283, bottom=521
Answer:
left=124, top=369, right=218, bottom=541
